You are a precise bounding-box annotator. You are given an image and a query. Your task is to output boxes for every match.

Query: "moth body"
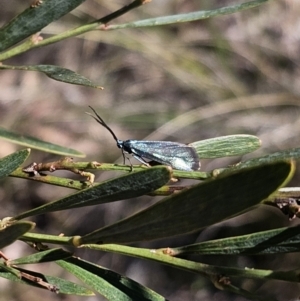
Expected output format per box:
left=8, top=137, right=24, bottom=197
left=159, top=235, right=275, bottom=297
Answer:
left=87, top=107, right=201, bottom=171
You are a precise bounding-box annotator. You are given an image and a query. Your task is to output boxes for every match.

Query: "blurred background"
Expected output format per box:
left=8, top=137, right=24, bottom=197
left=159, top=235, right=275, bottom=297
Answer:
left=1, top=0, right=300, bottom=300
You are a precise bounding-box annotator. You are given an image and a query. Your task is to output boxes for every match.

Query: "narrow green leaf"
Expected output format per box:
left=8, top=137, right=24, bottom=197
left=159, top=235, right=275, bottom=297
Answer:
left=0, top=267, right=94, bottom=295
left=0, top=65, right=103, bottom=89
left=0, top=221, right=35, bottom=249
left=79, top=161, right=294, bottom=244
left=171, top=225, right=300, bottom=256
left=190, top=135, right=261, bottom=159
left=82, top=244, right=300, bottom=286
left=0, top=262, right=21, bottom=278
left=0, top=149, right=30, bottom=178
left=20, top=232, right=73, bottom=245
left=107, top=0, right=269, bottom=29
left=0, top=127, right=85, bottom=157
left=0, top=0, right=87, bottom=52
left=10, top=248, right=72, bottom=265
left=57, top=257, right=166, bottom=301
left=14, top=166, right=171, bottom=220
left=223, top=147, right=300, bottom=172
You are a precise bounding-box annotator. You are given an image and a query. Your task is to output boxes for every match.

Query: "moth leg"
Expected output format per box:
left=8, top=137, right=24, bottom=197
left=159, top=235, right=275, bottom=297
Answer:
left=121, top=150, right=126, bottom=165
left=133, top=155, right=151, bottom=168
left=121, top=149, right=133, bottom=171
left=126, top=156, right=133, bottom=172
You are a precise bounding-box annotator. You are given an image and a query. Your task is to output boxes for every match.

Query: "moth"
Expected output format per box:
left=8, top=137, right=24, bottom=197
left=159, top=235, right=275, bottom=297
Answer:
left=87, top=106, right=200, bottom=171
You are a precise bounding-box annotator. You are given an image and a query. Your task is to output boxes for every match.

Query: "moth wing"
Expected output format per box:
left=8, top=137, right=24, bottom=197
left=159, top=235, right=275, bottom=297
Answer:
left=126, top=141, right=200, bottom=171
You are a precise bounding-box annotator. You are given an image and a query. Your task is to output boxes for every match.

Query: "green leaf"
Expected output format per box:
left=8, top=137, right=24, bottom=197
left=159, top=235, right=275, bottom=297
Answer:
left=0, top=221, right=35, bottom=249
left=0, top=149, right=30, bottom=178
left=53, top=243, right=300, bottom=287
left=223, top=147, right=300, bottom=173
left=10, top=248, right=72, bottom=265
left=20, top=232, right=73, bottom=245
left=0, top=127, right=85, bottom=157
left=57, top=257, right=166, bottom=301
left=171, top=225, right=300, bottom=256
left=0, top=262, right=21, bottom=278
left=0, top=65, right=103, bottom=89
left=107, top=0, right=269, bottom=29
left=14, top=166, right=171, bottom=220
left=79, top=161, right=294, bottom=244
left=190, top=135, right=261, bottom=159
left=0, top=0, right=87, bottom=52
left=81, top=243, right=300, bottom=290
left=0, top=267, right=94, bottom=295
left=81, top=245, right=300, bottom=300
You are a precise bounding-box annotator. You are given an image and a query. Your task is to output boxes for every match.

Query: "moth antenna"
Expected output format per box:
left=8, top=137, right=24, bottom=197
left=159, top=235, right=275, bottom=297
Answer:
left=86, top=106, right=119, bottom=143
